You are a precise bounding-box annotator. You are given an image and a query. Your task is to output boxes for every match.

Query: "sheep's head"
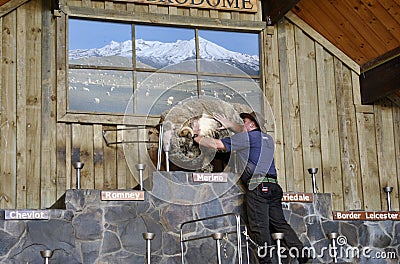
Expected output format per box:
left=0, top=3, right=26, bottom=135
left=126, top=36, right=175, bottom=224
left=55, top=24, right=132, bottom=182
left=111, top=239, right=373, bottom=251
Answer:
left=159, top=97, right=250, bottom=172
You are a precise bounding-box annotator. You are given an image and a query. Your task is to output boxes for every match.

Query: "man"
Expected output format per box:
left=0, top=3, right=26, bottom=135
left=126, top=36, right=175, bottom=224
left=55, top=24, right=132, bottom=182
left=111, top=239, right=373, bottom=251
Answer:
left=193, top=111, right=308, bottom=264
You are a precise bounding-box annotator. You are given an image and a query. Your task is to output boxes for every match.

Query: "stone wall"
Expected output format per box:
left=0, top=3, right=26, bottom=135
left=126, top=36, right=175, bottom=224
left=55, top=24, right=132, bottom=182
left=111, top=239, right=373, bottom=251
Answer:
left=0, top=178, right=399, bottom=263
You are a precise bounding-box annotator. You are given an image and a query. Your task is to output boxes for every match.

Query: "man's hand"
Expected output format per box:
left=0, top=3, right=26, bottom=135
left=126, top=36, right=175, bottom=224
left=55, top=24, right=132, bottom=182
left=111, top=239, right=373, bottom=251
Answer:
left=213, top=113, right=244, bottom=133
left=193, top=119, right=201, bottom=135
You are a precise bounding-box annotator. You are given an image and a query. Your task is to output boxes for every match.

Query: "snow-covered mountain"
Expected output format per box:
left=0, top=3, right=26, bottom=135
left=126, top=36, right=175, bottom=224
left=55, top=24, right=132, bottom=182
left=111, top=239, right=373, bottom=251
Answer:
left=69, top=37, right=259, bottom=75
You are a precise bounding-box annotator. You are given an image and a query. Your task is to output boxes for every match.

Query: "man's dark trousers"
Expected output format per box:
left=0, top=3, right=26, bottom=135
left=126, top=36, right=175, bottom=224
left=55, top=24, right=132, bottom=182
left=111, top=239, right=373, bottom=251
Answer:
left=245, top=182, right=305, bottom=264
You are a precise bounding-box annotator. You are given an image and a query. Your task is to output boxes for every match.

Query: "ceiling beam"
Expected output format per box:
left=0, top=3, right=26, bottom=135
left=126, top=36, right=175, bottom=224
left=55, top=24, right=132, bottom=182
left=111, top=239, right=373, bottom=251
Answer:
left=360, top=54, right=400, bottom=104
left=262, top=0, right=301, bottom=25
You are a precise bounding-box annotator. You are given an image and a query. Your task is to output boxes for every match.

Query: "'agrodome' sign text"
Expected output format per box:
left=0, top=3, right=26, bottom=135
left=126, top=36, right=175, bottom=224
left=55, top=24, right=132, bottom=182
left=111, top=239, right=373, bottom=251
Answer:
left=129, top=0, right=257, bottom=12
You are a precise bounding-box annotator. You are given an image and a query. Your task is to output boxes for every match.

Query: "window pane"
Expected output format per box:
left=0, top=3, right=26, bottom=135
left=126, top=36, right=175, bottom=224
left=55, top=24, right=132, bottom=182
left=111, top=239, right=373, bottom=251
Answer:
left=198, top=30, right=259, bottom=76
left=200, top=76, right=262, bottom=113
left=135, top=25, right=196, bottom=72
left=69, top=19, right=132, bottom=67
left=135, top=72, right=197, bottom=115
left=69, top=69, right=133, bottom=114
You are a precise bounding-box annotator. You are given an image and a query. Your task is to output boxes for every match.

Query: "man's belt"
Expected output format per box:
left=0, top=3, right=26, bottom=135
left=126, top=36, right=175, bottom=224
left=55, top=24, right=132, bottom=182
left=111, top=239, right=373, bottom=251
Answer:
left=248, top=177, right=278, bottom=185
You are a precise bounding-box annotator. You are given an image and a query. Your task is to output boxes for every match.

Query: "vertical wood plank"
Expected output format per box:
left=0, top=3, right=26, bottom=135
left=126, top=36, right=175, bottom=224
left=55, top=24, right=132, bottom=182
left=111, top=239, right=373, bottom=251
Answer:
left=117, top=126, right=127, bottom=189
left=103, top=125, right=117, bottom=189
left=1, top=11, right=17, bottom=209
left=71, top=123, right=81, bottom=188
left=264, top=26, right=286, bottom=189
left=148, top=4, right=157, bottom=13
left=81, top=0, right=91, bottom=8
left=25, top=11, right=42, bottom=207
left=56, top=123, right=67, bottom=197
left=94, top=124, right=104, bottom=189
left=168, top=6, right=178, bottom=15
left=393, top=106, right=400, bottom=209
left=104, top=0, right=113, bottom=9
left=357, top=112, right=381, bottom=210
left=41, top=0, right=58, bottom=206
left=295, top=27, right=322, bottom=193
left=315, top=44, right=344, bottom=210
left=56, top=14, right=66, bottom=120
left=80, top=124, right=95, bottom=189
left=24, top=0, right=51, bottom=209
left=335, top=58, right=363, bottom=210
left=209, top=10, right=218, bottom=18
left=374, top=99, right=399, bottom=210
left=121, top=126, right=139, bottom=188
left=134, top=3, right=149, bottom=13
left=280, top=24, right=304, bottom=192
left=16, top=8, right=27, bottom=208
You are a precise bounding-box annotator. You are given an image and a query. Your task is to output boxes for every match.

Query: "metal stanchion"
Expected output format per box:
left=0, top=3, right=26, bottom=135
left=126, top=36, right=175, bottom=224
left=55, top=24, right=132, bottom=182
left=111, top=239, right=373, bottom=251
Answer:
left=156, top=124, right=163, bottom=171
left=383, top=186, right=393, bottom=211
left=307, top=168, right=318, bottom=193
left=271, top=233, right=284, bottom=264
left=72, top=162, right=84, bottom=189
left=212, top=232, right=223, bottom=264
left=327, top=232, right=338, bottom=263
left=40, top=250, right=53, bottom=264
left=135, top=164, right=146, bottom=191
left=143, top=232, right=155, bottom=264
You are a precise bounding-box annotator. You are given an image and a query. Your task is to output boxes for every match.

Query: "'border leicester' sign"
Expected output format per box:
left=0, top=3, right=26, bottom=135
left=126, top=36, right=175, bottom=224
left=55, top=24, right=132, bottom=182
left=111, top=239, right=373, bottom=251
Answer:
left=193, top=173, right=228, bottom=182
left=119, top=0, right=258, bottom=13
left=5, top=210, right=49, bottom=220
left=333, top=211, right=400, bottom=221
left=281, top=193, right=313, bottom=203
left=101, top=190, right=145, bottom=201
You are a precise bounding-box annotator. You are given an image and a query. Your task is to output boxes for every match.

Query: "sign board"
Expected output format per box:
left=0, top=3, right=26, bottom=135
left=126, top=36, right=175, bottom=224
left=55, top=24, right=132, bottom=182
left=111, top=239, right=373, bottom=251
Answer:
left=333, top=211, right=400, bottom=221
left=118, top=0, right=258, bottom=13
left=101, top=190, right=145, bottom=201
left=5, top=210, right=49, bottom=220
left=281, top=193, right=313, bottom=203
left=192, top=172, right=228, bottom=182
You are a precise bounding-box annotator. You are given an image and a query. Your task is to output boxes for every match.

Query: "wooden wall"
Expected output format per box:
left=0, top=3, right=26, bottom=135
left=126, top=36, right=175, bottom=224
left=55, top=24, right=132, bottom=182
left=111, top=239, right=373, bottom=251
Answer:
left=0, top=0, right=399, bottom=211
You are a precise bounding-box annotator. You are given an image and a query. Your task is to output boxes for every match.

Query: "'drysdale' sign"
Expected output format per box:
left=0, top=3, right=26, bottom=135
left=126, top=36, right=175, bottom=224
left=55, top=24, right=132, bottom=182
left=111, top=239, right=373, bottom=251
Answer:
left=282, top=193, right=313, bottom=203
left=5, top=210, right=49, bottom=220
left=125, top=0, right=258, bottom=13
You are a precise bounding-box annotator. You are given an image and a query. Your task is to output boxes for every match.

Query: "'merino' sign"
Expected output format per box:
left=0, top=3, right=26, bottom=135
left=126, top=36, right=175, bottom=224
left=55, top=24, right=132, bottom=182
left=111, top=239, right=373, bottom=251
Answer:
left=125, top=0, right=257, bottom=12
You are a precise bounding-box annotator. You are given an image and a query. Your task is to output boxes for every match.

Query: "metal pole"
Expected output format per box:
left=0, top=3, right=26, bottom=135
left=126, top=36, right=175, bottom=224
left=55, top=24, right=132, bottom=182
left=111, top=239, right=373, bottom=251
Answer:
left=235, top=214, right=243, bottom=264
left=157, top=124, right=163, bottom=171
left=143, top=232, right=155, bottom=264
left=327, top=232, right=338, bottom=263
left=212, top=233, right=223, bottom=264
left=272, top=233, right=284, bottom=264
left=40, top=250, right=53, bottom=264
left=307, top=168, right=318, bottom=193
left=135, top=164, right=146, bottom=191
left=383, top=186, right=393, bottom=211
left=72, top=162, right=84, bottom=189
left=165, top=151, right=170, bottom=172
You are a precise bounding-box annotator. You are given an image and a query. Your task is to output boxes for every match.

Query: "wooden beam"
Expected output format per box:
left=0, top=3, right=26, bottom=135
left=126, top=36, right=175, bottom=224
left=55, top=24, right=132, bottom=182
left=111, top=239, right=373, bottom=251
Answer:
left=0, top=0, right=30, bottom=17
left=360, top=55, right=400, bottom=104
left=262, top=0, right=300, bottom=25
left=361, top=47, right=400, bottom=73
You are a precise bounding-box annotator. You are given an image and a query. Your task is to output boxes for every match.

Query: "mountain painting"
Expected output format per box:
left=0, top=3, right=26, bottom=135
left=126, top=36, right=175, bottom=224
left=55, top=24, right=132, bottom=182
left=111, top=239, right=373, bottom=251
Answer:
left=68, top=37, right=261, bottom=115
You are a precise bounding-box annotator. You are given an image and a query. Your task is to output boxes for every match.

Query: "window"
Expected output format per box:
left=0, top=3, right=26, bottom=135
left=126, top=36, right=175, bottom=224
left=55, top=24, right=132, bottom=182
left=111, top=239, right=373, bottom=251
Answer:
left=68, top=19, right=261, bottom=119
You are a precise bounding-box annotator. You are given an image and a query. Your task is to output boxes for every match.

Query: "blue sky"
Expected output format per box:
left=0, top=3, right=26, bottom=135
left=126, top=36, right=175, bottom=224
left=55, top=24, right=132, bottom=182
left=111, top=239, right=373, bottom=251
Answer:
left=69, top=19, right=259, bottom=55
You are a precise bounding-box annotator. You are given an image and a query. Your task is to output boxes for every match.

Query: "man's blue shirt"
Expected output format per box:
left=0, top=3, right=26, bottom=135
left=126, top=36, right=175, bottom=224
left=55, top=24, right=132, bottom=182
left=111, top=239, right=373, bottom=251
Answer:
left=220, top=129, right=276, bottom=181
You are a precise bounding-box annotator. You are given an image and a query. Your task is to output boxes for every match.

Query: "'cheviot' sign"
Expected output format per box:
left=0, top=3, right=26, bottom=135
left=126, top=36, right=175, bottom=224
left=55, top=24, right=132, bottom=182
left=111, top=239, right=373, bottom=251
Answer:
left=121, top=0, right=258, bottom=13
left=5, top=210, right=49, bottom=220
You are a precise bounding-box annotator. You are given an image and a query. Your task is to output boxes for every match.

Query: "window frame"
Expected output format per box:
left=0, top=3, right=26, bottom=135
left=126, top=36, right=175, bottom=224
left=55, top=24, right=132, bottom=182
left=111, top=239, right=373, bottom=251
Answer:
left=56, top=10, right=267, bottom=126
